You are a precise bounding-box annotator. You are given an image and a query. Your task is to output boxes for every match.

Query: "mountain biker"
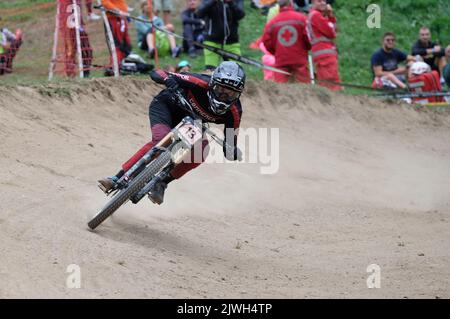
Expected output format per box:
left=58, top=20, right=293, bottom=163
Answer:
left=98, top=61, right=245, bottom=205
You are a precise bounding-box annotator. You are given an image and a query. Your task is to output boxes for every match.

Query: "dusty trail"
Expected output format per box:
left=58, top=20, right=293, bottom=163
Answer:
left=0, top=78, right=449, bottom=298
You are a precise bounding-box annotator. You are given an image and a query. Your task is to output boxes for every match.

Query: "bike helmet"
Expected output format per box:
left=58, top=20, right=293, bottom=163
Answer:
left=410, top=61, right=431, bottom=75
left=207, top=61, right=246, bottom=115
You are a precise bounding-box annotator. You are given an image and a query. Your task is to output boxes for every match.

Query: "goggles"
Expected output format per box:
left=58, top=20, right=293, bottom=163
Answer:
left=212, top=84, right=241, bottom=104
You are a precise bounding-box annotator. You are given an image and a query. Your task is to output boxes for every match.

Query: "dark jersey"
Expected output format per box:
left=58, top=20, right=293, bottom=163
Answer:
left=181, top=8, right=205, bottom=33
left=411, top=40, right=445, bottom=72
left=371, top=48, right=407, bottom=73
left=196, top=0, right=245, bottom=45
left=150, top=70, right=242, bottom=149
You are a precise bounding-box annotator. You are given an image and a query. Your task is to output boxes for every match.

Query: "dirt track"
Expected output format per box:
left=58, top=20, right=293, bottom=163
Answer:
left=0, top=78, right=449, bottom=298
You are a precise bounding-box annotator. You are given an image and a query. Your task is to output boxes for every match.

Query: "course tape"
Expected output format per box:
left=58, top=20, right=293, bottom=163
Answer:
left=93, top=5, right=448, bottom=97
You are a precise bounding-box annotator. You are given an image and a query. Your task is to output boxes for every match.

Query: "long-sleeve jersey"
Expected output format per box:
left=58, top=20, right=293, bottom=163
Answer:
left=411, top=40, right=445, bottom=71
left=262, top=6, right=311, bottom=67
left=150, top=70, right=242, bottom=150
left=307, top=8, right=337, bottom=62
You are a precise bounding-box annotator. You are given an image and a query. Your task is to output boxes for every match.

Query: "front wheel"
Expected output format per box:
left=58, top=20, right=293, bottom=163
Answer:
left=88, top=150, right=172, bottom=230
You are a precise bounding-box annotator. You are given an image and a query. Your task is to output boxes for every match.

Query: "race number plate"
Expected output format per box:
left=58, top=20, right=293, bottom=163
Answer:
left=178, top=123, right=202, bottom=147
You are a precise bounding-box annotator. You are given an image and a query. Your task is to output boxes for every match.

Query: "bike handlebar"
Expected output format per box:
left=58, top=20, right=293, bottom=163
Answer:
left=172, top=89, right=243, bottom=162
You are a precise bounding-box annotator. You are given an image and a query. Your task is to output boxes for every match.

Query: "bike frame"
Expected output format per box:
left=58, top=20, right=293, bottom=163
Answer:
left=111, top=89, right=241, bottom=196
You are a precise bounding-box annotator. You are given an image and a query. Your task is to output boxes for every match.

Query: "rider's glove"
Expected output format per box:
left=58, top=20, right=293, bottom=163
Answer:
left=165, top=75, right=179, bottom=90
left=223, top=143, right=242, bottom=161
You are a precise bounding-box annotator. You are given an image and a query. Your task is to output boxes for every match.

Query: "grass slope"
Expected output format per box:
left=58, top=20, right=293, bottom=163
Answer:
left=1, top=0, right=449, bottom=91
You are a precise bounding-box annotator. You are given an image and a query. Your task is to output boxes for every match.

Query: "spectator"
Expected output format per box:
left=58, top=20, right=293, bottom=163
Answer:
left=295, top=0, right=334, bottom=12
left=307, top=0, right=341, bottom=91
left=196, top=0, right=245, bottom=71
left=371, top=32, right=416, bottom=89
left=176, top=60, right=191, bottom=73
left=262, top=0, right=311, bottom=83
left=411, top=27, right=446, bottom=76
left=408, top=61, right=443, bottom=104
left=259, top=41, right=276, bottom=81
left=251, top=0, right=277, bottom=16
left=268, top=0, right=333, bottom=20
left=252, top=0, right=277, bottom=8
left=135, top=1, right=181, bottom=58
left=85, top=0, right=101, bottom=21
left=266, top=4, right=279, bottom=22
left=0, top=26, right=23, bottom=75
left=65, top=1, right=93, bottom=77
left=294, top=0, right=311, bottom=12
left=444, top=45, right=450, bottom=89
left=101, top=0, right=132, bottom=66
left=181, top=0, right=205, bottom=58
left=153, top=0, right=173, bottom=25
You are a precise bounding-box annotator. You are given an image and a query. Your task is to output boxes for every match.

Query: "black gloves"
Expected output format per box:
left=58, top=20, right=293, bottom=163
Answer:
left=165, top=75, right=179, bottom=90
left=223, top=143, right=242, bottom=161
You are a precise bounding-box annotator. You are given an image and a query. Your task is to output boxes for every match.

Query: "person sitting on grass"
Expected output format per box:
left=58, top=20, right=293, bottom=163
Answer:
left=0, top=19, right=23, bottom=75
left=135, top=1, right=181, bottom=59
left=371, top=32, right=416, bottom=90
left=411, top=27, right=446, bottom=77
left=153, top=0, right=173, bottom=26
left=408, top=61, right=444, bottom=104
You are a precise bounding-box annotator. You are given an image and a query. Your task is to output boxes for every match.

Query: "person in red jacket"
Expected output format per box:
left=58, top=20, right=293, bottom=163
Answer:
left=307, top=0, right=341, bottom=91
left=261, top=0, right=311, bottom=84
left=65, top=0, right=93, bottom=77
left=101, top=0, right=131, bottom=66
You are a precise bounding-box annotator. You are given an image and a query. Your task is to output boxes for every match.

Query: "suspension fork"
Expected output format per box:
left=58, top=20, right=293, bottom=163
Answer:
left=117, top=132, right=175, bottom=187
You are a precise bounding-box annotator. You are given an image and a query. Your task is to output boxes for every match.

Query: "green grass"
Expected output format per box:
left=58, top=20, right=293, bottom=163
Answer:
left=1, top=0, right=449, bottom=93
left=0, top=0, right=51, bottom=10
left=335, top=0, right=450, bottom=88
left=147, top=0, right=450, bottom=91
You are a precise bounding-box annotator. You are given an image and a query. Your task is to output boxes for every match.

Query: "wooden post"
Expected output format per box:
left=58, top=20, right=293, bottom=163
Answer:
left=48, top=0, right=60, bottom=80
left=72, top=0, right=84, bottom=78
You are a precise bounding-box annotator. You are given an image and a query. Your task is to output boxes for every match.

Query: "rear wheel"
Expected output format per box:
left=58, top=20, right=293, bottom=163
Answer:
left=88, top=150, right=172, bottom=230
